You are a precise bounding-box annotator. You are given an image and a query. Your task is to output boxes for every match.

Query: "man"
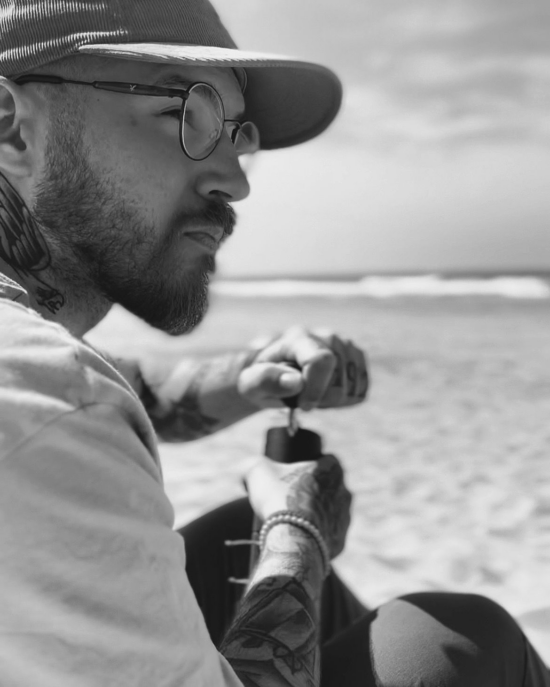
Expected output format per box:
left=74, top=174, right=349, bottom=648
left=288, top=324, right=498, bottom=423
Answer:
left=0, top=1, right=548, bottom=686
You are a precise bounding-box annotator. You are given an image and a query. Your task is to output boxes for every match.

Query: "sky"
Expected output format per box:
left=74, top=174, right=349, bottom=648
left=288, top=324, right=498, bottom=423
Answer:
left=212, top=0, right=550, bottom=276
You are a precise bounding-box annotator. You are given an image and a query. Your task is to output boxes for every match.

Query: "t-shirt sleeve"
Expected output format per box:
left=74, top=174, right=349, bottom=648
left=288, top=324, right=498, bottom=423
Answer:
left=0, top=402, right=243, bottom=687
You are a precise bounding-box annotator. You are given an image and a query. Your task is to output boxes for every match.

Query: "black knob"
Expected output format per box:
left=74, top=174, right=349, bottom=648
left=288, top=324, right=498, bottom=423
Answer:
left=265, top=426, right=322, bottom=463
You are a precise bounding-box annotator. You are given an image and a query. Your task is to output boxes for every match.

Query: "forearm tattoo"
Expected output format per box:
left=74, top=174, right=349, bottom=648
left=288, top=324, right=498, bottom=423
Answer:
left=0, top=174, right=64, bottom=313
left=140, top=365, right=219, bottom=442
left=140, top=352, right=258, bottom=442
left=284, top=461, right=350, bottom=559
left=221, top=574, right=320, bottom=687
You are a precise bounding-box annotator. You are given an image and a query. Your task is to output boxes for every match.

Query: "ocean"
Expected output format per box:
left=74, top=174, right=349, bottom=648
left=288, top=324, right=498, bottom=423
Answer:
left=87, top=273, right=550, bottom=661
left=211, top=272, right=550, bottom=299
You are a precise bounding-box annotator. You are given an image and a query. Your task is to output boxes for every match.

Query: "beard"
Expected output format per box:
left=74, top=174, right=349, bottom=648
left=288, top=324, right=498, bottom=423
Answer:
left=32, top=118, right=235, bottom=335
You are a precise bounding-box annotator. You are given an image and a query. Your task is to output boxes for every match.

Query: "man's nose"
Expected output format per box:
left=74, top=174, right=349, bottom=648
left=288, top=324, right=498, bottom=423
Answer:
left=195, top=133, right=251, bottom=203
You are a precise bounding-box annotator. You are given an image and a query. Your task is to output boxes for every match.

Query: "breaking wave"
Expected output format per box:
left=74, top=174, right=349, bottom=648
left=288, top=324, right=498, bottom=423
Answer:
left=211, top=275, right=550, bottom=299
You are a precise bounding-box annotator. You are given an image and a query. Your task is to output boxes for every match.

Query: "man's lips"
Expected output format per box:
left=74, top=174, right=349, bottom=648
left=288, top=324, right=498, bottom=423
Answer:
left=184, top=226, right=226, bottom=251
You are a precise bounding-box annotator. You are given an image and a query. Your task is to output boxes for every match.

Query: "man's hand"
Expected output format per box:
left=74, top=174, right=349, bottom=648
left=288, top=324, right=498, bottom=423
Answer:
left=237, top=326, right=368, bottom=411
left=246, top=454, right=352, bottom=559
left=221, top=454, right=352, bottom=686
left=134, top=325, right=367, bottom=443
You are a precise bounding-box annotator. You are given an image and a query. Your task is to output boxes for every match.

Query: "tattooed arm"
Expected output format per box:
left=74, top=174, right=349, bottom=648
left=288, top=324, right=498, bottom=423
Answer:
left=132, top=352, right=260, bottom=442
left=114, top=326, right=368, bottom=443
left=220, top=527, right=324, bottom=687
left=220, top=455, right=352, bottom=687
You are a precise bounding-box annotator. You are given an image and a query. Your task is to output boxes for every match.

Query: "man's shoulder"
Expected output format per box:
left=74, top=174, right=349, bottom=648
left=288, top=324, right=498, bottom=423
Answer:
left=1, top=297, right=118, bottom=393
left=0, top=299, right=145, bottom=455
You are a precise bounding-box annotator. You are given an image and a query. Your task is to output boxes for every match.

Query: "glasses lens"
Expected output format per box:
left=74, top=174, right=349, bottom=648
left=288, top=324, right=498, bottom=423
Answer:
left=232, top=121, right=261, bottom=155
left=183, top=83, right=224, bottom=160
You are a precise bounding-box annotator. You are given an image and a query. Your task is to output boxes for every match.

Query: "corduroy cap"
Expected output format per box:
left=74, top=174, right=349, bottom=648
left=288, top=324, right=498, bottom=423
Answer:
left=0, top=0, right=343, bottom=149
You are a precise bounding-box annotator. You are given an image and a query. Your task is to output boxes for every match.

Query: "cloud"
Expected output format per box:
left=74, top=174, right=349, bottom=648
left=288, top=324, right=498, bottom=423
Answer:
left=337, top=58, right=550, bottom=149
left=346, top=0, right=550, bottom=148
left=217, top=0, right=550, bottom=148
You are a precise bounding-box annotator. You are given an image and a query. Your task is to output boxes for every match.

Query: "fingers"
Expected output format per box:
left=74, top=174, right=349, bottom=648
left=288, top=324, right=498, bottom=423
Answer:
left=303, top=330, right=368, bottom=409
left=277, top=327, right=337, bottom=404
left=245, top=455, right=322, bottom=521
left=245, top=454, right=352, bottom=559
left=299, top=347, right=337, bottom=410
left=237, top=362, right=304, bottom=408
left=338, top=339, right=369, bottom=405
left=241, top=326, right=369, bottom=411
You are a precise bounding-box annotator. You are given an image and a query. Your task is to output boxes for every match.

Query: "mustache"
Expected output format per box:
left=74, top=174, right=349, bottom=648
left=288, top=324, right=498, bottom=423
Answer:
left=180, top=202, right=236, bottom=240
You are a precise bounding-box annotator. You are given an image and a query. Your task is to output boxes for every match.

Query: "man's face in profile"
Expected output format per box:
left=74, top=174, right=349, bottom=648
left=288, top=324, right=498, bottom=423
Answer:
left=32, top=61, right=250, bottom=334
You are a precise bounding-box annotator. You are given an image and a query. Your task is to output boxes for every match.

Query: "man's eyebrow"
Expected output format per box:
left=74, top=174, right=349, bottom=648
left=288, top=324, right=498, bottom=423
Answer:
left=153, top=73, right=192, bottom=88
left=153, top=72, right=246, bottom=118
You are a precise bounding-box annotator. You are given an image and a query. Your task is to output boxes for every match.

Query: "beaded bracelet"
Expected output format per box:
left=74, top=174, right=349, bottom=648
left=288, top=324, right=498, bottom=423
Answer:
left=258, top=510, right=331, bottom=579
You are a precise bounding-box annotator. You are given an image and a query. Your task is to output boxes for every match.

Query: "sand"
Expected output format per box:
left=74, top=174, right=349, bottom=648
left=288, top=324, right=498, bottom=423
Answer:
left=87, top=294, right=550, bottom=663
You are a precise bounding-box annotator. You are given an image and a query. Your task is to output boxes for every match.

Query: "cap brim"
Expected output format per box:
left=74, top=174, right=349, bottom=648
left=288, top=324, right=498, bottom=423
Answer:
left=78, top=43, right=343, bottom=149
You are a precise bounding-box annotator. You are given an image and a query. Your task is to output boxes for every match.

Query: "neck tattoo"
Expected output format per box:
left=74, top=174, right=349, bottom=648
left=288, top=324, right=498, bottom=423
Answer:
left=0, top=174, right=64, bottom=313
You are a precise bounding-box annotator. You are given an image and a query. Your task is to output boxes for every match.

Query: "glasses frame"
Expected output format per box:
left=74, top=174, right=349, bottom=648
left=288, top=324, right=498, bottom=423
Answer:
left=13, top=73, right=257, bottom=161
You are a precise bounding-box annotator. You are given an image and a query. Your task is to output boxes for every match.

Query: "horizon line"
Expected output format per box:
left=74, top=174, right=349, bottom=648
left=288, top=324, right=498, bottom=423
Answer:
left=216, top=268, right=550, bottom=281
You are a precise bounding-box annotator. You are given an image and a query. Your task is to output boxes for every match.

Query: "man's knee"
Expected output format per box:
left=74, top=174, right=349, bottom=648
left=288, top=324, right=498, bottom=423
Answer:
left=371, top=593, right=527, bottom=687
left=398, top=592, right=524, bottom=651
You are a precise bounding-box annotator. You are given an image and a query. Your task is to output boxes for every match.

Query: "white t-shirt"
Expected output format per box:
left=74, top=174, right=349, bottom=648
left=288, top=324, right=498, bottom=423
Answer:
left=0, top=273, right=242, bottom=687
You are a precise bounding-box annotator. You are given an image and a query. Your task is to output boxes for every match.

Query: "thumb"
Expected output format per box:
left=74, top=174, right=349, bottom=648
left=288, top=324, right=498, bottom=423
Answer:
left=238, top=363, right=304, bottom=407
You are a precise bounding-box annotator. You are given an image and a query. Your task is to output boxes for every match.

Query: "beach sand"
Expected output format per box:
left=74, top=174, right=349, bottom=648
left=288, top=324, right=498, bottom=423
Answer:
left=88, top=294, right=550, bottom=663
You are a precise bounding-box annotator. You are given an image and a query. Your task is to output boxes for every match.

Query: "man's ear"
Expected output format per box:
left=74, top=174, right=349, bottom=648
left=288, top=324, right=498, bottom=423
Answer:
left=0, top=77, right=39, bottom=179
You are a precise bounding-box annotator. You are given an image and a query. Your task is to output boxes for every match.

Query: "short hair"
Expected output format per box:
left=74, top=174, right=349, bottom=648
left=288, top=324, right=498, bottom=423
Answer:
left=15, top=54, right=122, bottom=80
left=16, top=55, right=121, bottom=132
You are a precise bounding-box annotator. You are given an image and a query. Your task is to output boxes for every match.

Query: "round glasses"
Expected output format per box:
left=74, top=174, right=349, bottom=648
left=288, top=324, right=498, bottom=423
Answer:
left=180, top=81, right=260, bottom=160
left=13, top=75, right=261, bottom=161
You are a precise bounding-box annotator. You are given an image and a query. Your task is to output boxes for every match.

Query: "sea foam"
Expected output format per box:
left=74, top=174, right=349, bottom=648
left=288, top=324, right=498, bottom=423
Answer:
left=211, top=275, right=550, bottom=300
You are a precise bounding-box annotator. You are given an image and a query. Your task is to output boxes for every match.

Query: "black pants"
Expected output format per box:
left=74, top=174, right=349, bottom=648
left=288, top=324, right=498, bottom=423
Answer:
left=180, top=498, right=550, bottom=686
